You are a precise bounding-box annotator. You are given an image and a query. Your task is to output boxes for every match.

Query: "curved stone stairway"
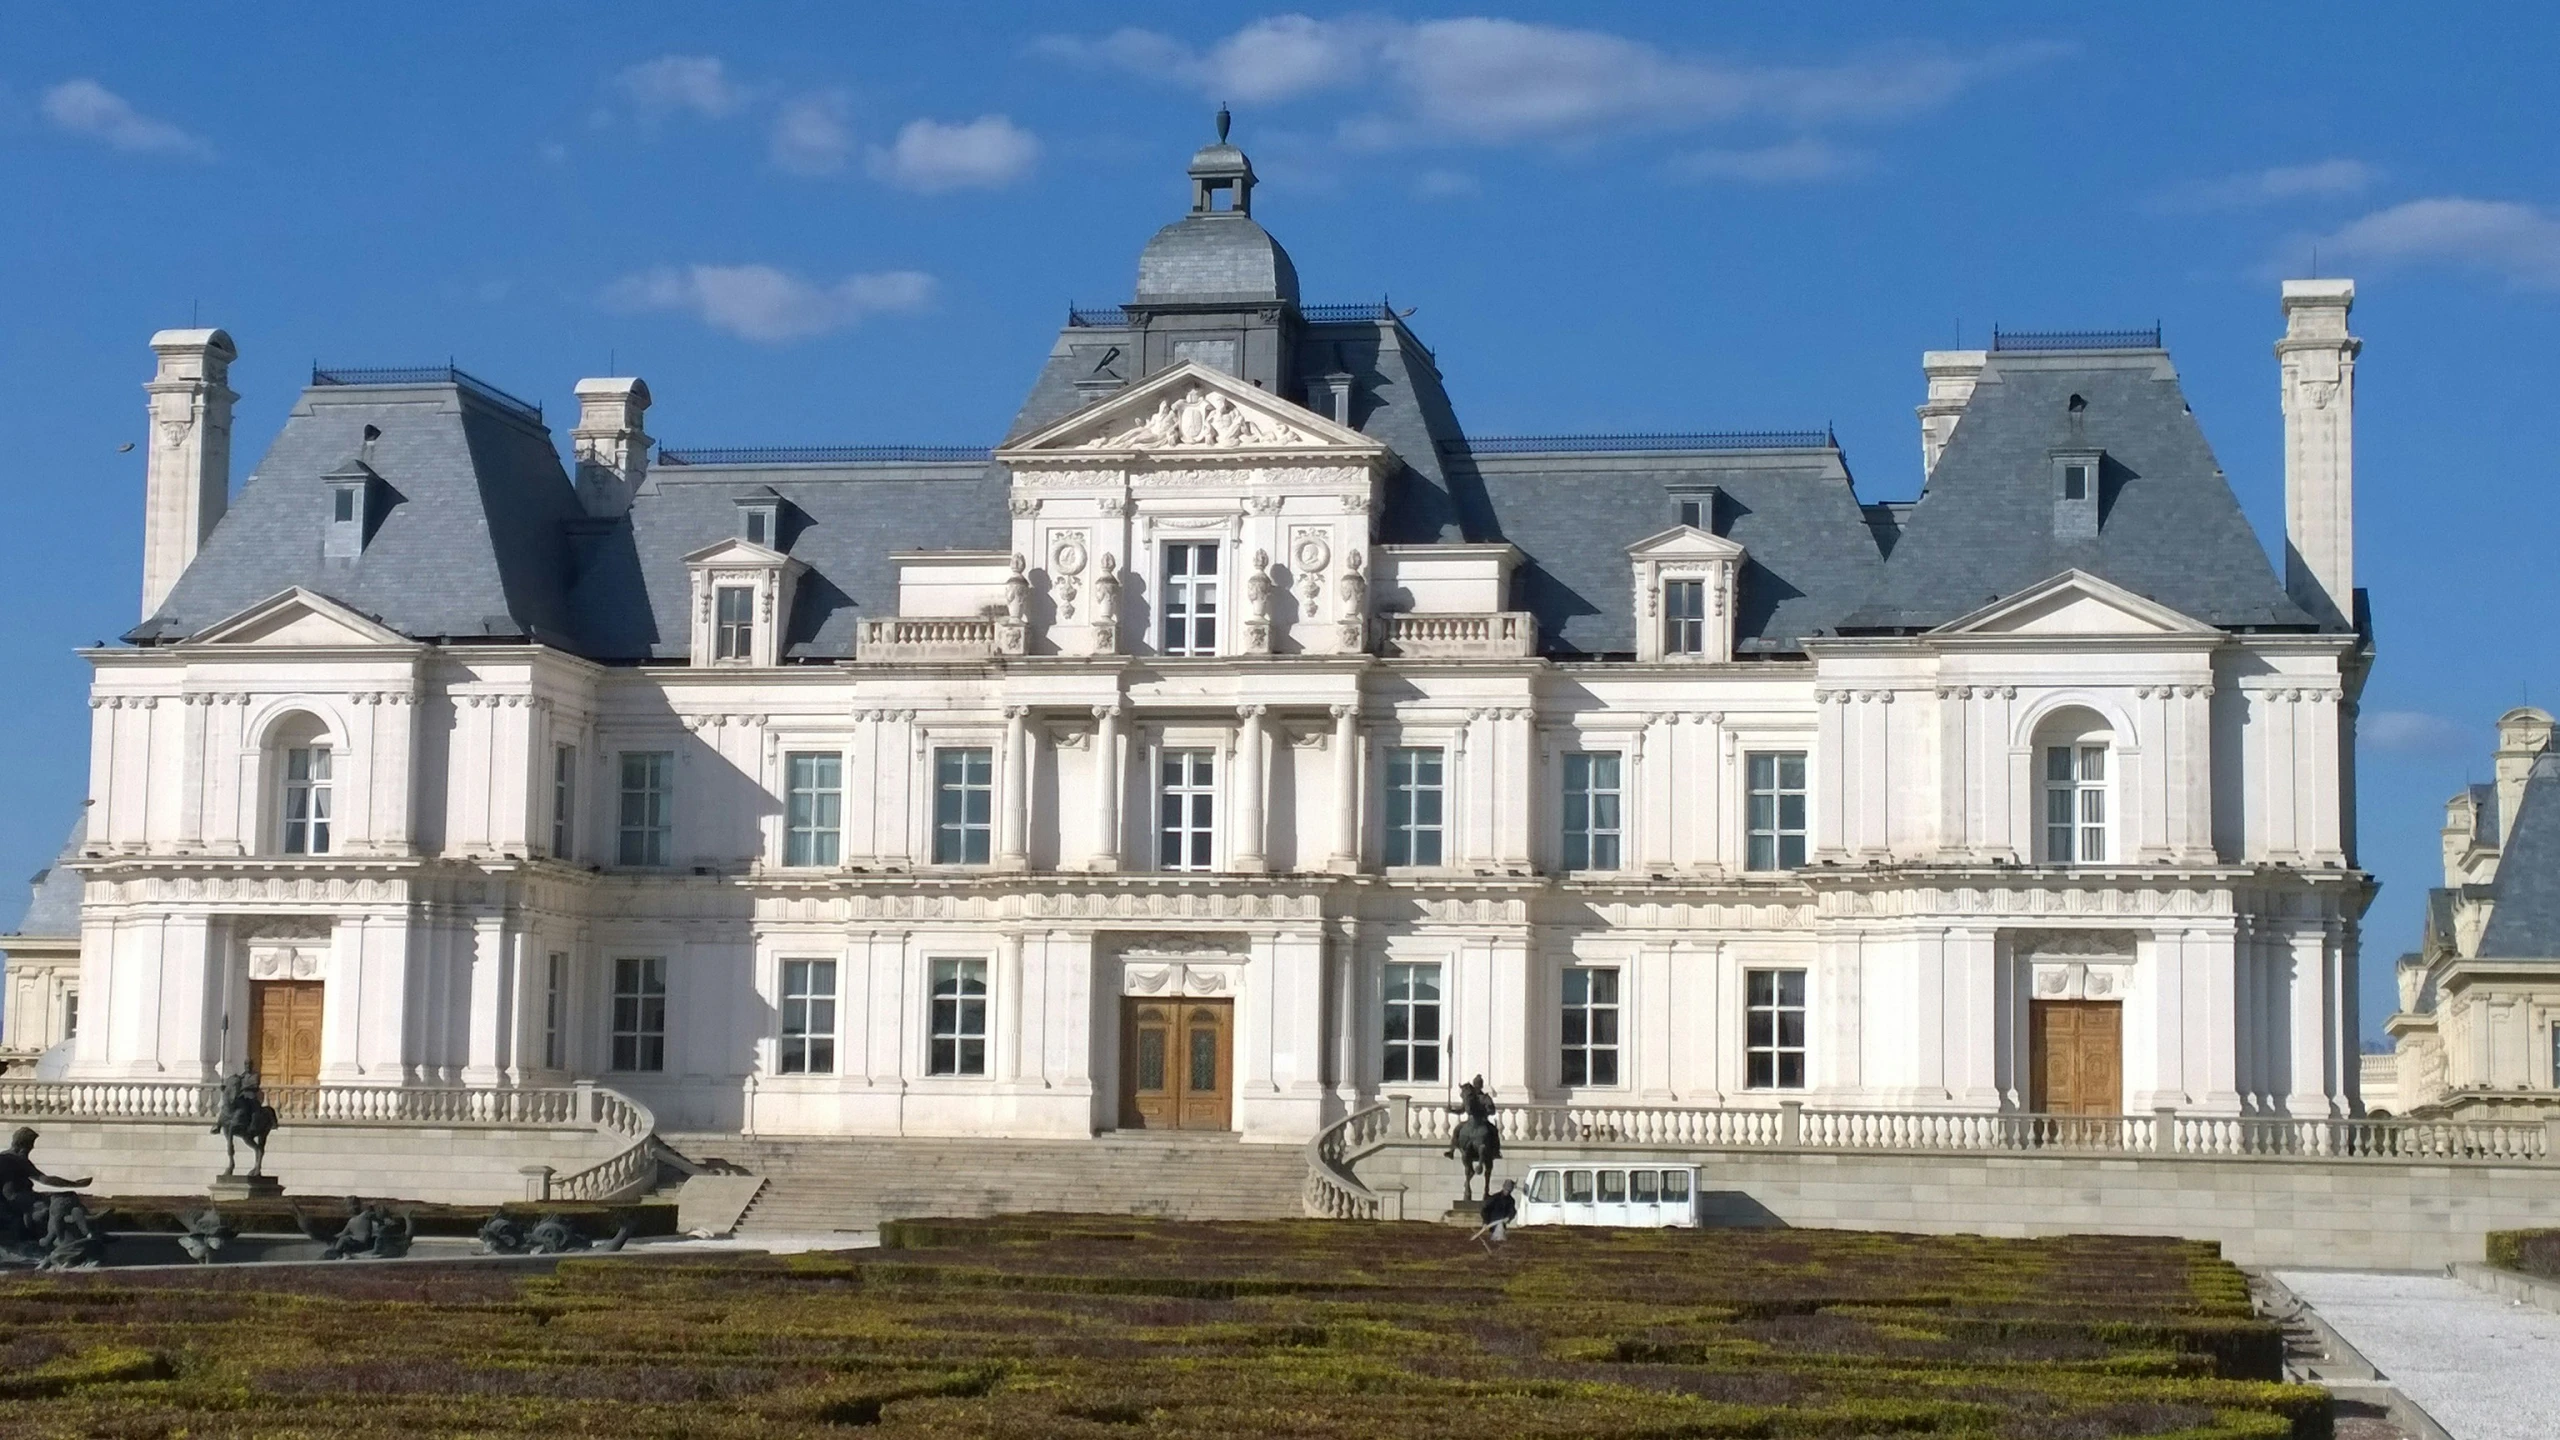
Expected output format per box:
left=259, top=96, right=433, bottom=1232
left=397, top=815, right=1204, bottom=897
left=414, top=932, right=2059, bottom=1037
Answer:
left=656, top=1131, right=1310, bottom=1238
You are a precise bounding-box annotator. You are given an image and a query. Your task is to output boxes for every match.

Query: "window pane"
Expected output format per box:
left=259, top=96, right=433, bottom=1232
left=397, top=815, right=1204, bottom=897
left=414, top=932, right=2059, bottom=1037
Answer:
left=1589, top=1050, right=1618, bottom=1086
left=1662, top=1169, right=1690, bottom=1200
left=1598, top=1171, right=1626, bottom=1203
left=2046, top=746, right=2074, bottom=782
left=1630, top=1170, right=1658, bottom=1202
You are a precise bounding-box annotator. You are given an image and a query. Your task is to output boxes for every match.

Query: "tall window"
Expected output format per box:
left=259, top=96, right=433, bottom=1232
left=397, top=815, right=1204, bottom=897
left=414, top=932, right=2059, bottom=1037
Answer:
left=611, top=956, right=666, bottom=1072
left=60, top=990, right=77, bottom=1041
left=1382, top=961, right=1442, bottom=1084
left=617, top=752, right=672, bottom=867
left=1563, top=752, right=1623, bottom=871
left=1745, top=968, right=1807, bottom=1089
left=779, top=959, right=837, bottom=1075
left=1158, top=749, right=1216, bottom=870
left=1561, top=967, right=1620, bottom=1087
left=1664, top=579, right=1706, bottom=656
left=280, top=744, right=333, bottom=855
left=1161, top=542, right=1219, bottom=655
left=933, top=747, right=994, bottom=865
left=785, top=752, right=843, bottom=867
left=929, top=958, right=988, bottom=1076
left=542, top=952, right=567, bottom=1070
left=2043, top=744, right=2109, bottom=864
left=551, top=744, right=576, bottom=859
left=714, top=584, right=754, bottom=661
left=1385, top=747, right=1445, bottom=867
left=1745, top=751, right=1807, bottom=872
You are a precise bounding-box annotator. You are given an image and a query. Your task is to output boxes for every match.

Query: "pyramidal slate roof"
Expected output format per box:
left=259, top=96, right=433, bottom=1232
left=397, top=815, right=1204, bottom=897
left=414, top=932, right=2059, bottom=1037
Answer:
left=1841, top=351, right=2317, bottom=632
left=2479, top=752, right=2560, bottom=959
left=4, top=814, right=83, bottom=940
left=132, top=381, right=585, bottom=646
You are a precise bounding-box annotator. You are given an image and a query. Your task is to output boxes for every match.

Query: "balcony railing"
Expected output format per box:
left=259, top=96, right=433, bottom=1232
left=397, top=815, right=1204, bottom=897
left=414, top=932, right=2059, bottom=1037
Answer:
left=1988, top=325, right=2164, bottom=353
left=656, top=444, right=991, bottom=467
left=1379, top=612, right=1538, bottom=659
left=857, top=616, right=1017, bottom=662
left=310, top=364, right=543, bottom=423
left=1451, top=429, right=1835, bottom=456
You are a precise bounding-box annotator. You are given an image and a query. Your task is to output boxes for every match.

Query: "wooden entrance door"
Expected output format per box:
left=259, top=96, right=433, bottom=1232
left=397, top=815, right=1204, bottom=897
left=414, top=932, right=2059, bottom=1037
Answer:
left=250, top=981, right=324, bottom=1085
left=2029, top=1000, right=2121, bottom=1116
left=1118, top=998, right=1233, bottom=1130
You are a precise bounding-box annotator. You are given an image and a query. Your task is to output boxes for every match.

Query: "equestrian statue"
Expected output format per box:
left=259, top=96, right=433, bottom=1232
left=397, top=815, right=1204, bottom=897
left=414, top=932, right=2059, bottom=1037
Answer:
left=1445, top=1074, right=1504, bottom=1202
left=213, top=1067, right=279, bottom=1178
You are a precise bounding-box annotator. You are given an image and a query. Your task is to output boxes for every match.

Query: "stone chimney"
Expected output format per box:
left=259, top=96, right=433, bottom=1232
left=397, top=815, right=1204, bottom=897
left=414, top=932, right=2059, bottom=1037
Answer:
left=2278, top=279, right=2359, bottom=628
left=1916, top=349, right=1986, bottom=479
left=2493, top=706, right=2554, bottom=849
left=140, top=329, right=238, bottom=621
left=571, top=377, right=651, bottom=518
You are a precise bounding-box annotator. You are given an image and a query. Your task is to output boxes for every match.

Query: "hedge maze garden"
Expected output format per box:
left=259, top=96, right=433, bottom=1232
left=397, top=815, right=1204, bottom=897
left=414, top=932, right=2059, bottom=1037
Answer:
left=0, top=1217, right=2326, bottom=1437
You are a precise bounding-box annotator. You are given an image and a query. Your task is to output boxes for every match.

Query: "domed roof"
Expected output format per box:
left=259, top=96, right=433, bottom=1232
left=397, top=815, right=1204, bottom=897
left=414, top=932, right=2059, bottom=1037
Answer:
left=1131, top=109, right=1300, bottom=307
left=1135, top=212, right=1300, bottom=306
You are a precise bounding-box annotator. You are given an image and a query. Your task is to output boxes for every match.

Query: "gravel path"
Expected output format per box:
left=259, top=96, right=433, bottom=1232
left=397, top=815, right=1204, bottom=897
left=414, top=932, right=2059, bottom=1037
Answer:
left=2277, top=1269, right=2560, bottom=1440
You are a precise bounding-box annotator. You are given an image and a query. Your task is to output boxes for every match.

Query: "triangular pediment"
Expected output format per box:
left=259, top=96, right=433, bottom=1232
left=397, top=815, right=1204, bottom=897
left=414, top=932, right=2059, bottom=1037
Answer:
left=1628, top=525, right=1747, bottom=560
left=682, top=537, right=792, bottom=568
left=1000, top=361, right=1386, bottom=458
left=1933, top=570, right=2215, bottom=637
left=188, top=588, right=412, bottom=647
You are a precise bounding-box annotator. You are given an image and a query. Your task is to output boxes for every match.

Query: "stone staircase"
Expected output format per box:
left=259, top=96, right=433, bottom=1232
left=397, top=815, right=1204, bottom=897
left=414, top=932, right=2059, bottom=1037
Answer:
left=655, top=1131, right=1311, bottom=1237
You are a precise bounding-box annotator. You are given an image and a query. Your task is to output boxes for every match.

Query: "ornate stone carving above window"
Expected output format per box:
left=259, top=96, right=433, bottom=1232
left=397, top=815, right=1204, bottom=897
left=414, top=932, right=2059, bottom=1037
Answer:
left=1626, top=526, right=1746, bottom=664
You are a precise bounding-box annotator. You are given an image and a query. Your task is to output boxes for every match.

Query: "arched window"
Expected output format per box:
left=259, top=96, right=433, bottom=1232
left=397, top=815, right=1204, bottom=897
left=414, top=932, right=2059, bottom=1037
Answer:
left=2035, top=708, right=2112, bottom=866
left=267, top=713, right=335, bottom=856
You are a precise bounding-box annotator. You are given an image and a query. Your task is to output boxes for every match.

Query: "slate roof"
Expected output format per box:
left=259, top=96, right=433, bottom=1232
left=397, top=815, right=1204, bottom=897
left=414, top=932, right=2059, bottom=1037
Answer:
left=1135, top=212, right=1300, bottom=307
left=4, top=815, right=83, bottom=940
left=2470, top=783, right=2500, bottom=846
left=1841, top=351, right=2318, bottom=632
left=132, top=381, right=585, bottom=645
left=2479, top=752, right=2560, bottom=959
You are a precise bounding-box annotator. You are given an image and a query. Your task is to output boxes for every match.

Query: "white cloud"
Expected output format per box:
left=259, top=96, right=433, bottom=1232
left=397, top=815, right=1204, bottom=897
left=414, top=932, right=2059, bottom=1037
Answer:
left=605, top=264, right=935, bottom=342
left=771, top=91, right=855, bottom=175
left=1670, top=137, right=1862, bottom=184
left=39, top=79, right=211, bottom=158
left=1413, top=168, right=1479, bottom=199
left=2310, top=197, right=2560, bottom=291
left=613, top=55, right=746, bottom=120
left=2155, top=158, right=2372, bottom=212
left=1041, top=16, right=2060, bottom=149
left=865, top=115, right=1040, bottom=192
left=2363, top=710, right=2469, bottom=755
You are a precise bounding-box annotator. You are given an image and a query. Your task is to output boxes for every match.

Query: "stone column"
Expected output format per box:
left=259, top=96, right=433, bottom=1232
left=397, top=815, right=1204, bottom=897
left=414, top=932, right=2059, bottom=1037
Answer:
left=1330, top=919, right=1363, bottom=1107
left=1232, top=705, right=1267, bottom=873
left=1090, top=703, right=1124, bottom=872
left=998, top=705, right=1030, bottom=870
left=995, top=931, right=1023, bottom=1084
left=1330, top=703, right=1360, bottom=872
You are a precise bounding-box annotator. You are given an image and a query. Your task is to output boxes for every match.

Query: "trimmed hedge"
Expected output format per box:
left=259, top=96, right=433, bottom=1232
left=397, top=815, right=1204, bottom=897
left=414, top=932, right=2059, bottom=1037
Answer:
left=0, top=1217, right=2328, bottom=1438
left=86, top=1197, right=677, bottom=1240
left=2486, top=1227, right=2560, bottom=1280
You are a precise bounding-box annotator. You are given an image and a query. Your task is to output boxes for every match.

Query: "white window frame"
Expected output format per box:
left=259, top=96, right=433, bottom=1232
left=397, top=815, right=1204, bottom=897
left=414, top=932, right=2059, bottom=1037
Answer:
left=616, top=751, right=672, bottom=868
left=784, top=751, right=843, bottom=868
left=1744, top=967, right=1807, bottom=1090
left=1382, top=961, right=1443, bottom=1085
left=931, top=746, right=994, bottom=866
left=1744, top=751, right=1807, bottom=872
left=1384, top=746, right=1445, bottom=867
left=610, top=956, right=666, bottom=1073
left=713, top=584, right=754, bottom=662
left=1160, top=541, right=1220, bottom=656
left=1156, top=746, right=1217, bottom=871
left=551, top=743, right=576, bottom=860
left=280, top=743, right=333, bottom=855
left=928, top=957, right=989, bottom=1077
left=778, top=958, right=837, bottom=1075
left=1562, top=751, right=1623, bottom=872
left=1663, top=578, right=1706, bottom=656
left=2043, top=742, right=2111, bottom=865
left=1560, top=966, right=1621, bottom=1088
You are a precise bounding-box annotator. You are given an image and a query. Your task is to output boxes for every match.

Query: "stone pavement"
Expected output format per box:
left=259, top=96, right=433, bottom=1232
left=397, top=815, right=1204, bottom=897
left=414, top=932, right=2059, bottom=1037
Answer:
left=2277, top=1269, right=2560, bottom=1440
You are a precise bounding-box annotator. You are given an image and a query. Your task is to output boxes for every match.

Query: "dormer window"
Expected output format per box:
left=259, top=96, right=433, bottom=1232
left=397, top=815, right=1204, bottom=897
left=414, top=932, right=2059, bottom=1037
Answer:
left=1672, top=487, right=1718, bottom=533
left=1628, top=526, right=1746, bottom=664
left=714, top=586, right=754, bottom=661
left=2053, top=449, right=2102, bottom=540
left=2061, top=463, right=2090, bottom=501
left=323, top=457, right=379, bottom=559
left=736, top=490, right=783, bottom=549
left=1664, top=580, right=1706, bottom=655
left=683, top=538, right=803, bottom=668
left=332, top=486, right=358, bottom=523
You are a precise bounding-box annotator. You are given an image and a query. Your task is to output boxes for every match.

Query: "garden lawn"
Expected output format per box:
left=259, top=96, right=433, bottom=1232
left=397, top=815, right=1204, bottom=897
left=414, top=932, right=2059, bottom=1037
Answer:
left=0, top=1217, right=2325, bottom=1438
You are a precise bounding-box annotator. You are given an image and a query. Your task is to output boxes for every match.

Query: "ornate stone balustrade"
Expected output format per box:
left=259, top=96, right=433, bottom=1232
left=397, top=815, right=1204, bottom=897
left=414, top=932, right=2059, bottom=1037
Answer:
left=857, top=616, right=1011, bottom=662
left=1378, top=611, right=1537, bottom=659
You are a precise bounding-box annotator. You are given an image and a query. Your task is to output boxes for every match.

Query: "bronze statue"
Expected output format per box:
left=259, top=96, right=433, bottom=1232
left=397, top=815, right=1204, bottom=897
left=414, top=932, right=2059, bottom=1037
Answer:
left=0, top=1127, right=89, bottom=1195
left=1446, top=1074, right=1504, bottom=1202
left=212, top=1068, right=279, bottom=1177
left=527, top=1212, right=633, bottom=1255
left=176, top=1206, right=235, bottom=1264
left=301, top=1196, right=413, bottom=1260
left=36, top=1193, right=106, bottom=1270
left=477, top=1211, right=528, bottom=1255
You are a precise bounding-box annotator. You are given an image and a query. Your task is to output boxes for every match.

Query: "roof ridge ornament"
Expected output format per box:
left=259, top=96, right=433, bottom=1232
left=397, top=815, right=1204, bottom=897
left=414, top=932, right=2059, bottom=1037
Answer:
left=1216, top=103, right=1230, bottom=143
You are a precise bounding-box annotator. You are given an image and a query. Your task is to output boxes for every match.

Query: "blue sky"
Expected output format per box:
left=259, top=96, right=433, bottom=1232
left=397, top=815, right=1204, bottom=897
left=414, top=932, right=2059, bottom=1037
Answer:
left=4, top=5, right=2556, bottom=1042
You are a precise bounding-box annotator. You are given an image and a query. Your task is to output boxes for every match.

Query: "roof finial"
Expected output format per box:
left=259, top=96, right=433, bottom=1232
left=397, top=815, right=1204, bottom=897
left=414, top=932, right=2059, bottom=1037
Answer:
left=1215, top=103, right=1231, bottom=143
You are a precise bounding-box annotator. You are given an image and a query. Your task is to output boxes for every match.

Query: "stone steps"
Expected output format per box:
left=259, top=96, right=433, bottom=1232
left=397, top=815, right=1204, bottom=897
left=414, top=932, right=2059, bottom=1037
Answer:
left=658, top=1132, right=1310, bottom=1236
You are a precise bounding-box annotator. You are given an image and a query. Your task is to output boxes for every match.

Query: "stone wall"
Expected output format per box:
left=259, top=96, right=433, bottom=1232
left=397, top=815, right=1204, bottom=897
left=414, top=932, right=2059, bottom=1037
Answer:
left=1354, top=1140, right=2560, bottom=1269
left=3, top=1119, right=626, bottom=1207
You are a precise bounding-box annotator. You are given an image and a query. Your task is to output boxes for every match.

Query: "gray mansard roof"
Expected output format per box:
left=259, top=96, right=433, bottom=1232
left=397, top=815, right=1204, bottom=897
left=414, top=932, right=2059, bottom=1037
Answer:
left=1842, top=351, right=2313, bottom=632
left=5, top=815, right=83, bottom=940
left=134, top=136, right=2328, bottom=665
left=2479, top=753, right=2560, bottom=960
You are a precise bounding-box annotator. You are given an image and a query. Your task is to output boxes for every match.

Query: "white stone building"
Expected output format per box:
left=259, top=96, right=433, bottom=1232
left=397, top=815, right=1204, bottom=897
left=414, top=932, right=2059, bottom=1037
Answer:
left=2382, top=708, right=2560, bottom=1119
left=51, top=133, right=2372, bottom=1143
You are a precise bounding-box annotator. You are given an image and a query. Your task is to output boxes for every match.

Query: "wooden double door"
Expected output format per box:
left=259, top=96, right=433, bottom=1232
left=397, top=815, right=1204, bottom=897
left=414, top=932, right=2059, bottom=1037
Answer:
left=250, top=980, right=324, bottom=1086
left=2029, top=1000, right=2122, bottom=1116
left=1118, top=998, right=1233, bottom=1131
